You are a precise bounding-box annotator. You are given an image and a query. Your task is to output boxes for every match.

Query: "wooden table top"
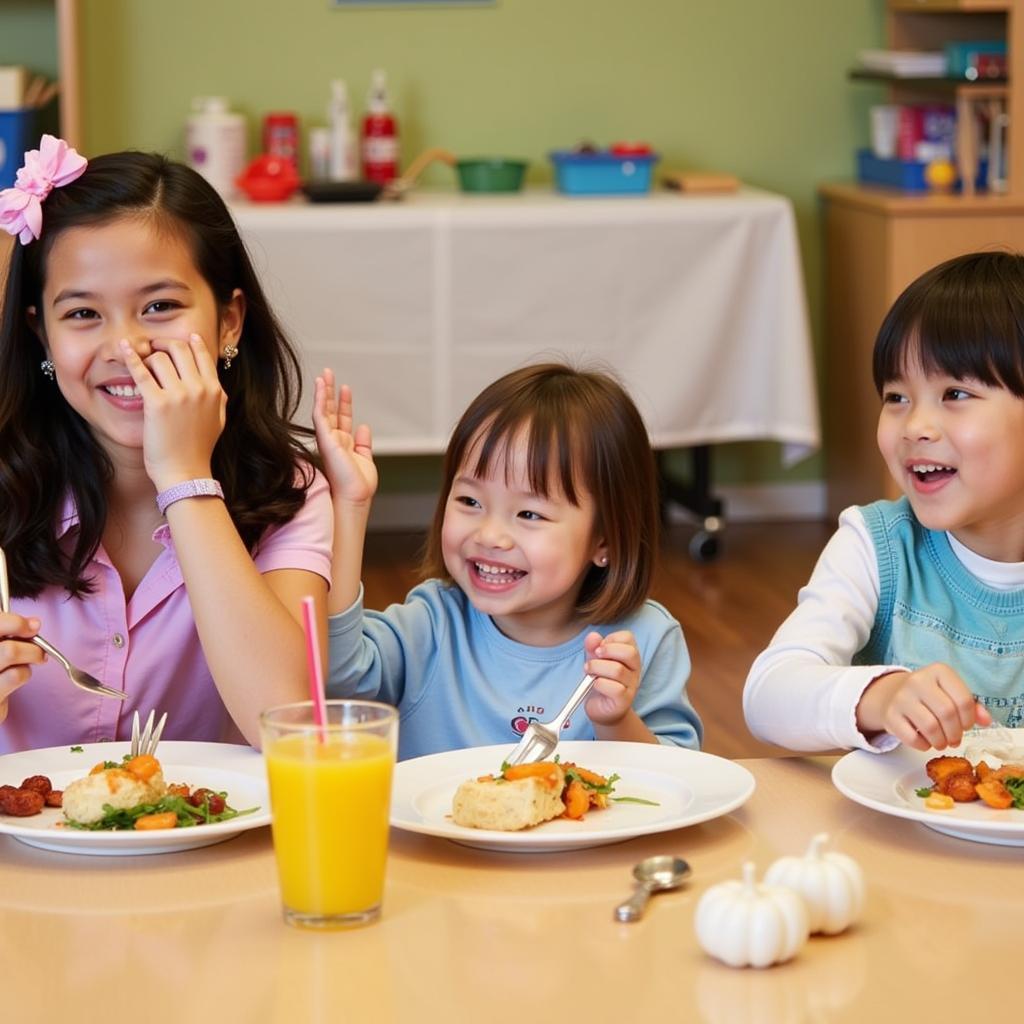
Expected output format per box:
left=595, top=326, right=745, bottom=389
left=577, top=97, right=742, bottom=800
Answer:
left=2, top=755, right=1018, bottom=1023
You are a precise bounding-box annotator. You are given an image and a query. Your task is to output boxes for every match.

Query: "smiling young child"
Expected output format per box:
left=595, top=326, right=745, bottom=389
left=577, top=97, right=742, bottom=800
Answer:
left=315, top=362, right=702, bottom=760
left=740, top=251, right=1024, bottom=754
left=0, top=138, right=331, bottom=752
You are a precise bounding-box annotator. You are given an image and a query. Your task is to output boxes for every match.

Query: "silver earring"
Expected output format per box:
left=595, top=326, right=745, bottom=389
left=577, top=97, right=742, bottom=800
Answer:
left=599, top=555, right=608, bottom=567
left=40, top=359, right=55, bottom=380
left=222, top=344, right=238, bottom=370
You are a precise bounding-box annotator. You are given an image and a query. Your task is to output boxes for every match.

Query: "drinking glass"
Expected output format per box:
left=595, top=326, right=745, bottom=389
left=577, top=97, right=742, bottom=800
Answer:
left=260, top=700, right=398, bottom=929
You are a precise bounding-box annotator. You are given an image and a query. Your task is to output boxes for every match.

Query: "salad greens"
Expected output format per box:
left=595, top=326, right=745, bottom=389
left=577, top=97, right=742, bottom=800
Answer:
left=67, top=791, right=256, bottom=831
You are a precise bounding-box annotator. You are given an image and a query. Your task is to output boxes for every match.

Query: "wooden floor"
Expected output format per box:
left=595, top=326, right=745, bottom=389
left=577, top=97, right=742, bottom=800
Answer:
left=362, top=519, right=834, bottom=760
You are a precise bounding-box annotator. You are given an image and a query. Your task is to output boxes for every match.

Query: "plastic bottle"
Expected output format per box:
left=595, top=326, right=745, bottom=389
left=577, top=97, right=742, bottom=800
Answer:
left=185, top=96, right=247, bottom=198
left=327, top=79, right=357, bottom=182
left=360, top=69, right=399, bottom=184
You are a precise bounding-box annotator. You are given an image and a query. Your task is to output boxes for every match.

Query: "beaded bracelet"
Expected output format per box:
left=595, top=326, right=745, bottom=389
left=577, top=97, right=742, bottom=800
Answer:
left=156, top=478, right=225, bottom=516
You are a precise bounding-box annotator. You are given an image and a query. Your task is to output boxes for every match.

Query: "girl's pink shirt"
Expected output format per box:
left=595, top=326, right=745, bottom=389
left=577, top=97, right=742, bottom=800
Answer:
left=0, top=470, right=332, bottom=754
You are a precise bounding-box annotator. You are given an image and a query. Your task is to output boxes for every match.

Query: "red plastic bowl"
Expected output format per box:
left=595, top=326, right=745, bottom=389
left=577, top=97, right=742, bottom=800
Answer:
left=235, top=155, right=300, bottom=202
left=609, top=141, right=653, bottom=156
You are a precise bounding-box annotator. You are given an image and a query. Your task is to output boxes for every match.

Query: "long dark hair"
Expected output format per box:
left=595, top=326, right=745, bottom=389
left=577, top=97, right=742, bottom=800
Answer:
left=0, top=149, right=319, bottom=597
left=873, top=251, right=1024, bottom=396
left=420, top=362, right=660, bottom=622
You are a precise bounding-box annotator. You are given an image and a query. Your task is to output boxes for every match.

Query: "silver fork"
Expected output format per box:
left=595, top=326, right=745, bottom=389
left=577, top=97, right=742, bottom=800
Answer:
left=504, top=673, right=597, bottom=767
left=130, top=709, right=167, bottom=757
left=0, top=546, right=126, bottom=701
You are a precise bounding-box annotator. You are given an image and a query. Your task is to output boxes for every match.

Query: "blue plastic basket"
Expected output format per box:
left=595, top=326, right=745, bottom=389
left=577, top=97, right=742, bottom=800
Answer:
left=550, top=151, right=659, bottom=195
left=0, top=109, right=35, bottom=188
left=856, top=149, right=988, bottom=193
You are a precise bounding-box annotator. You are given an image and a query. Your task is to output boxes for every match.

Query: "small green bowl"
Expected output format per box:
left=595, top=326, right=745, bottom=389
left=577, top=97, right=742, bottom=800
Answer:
left=455, top=158, right=528, bottom=193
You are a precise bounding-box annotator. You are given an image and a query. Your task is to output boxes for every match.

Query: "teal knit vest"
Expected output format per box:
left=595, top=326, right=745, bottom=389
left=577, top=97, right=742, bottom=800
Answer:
left=858, top=497, right=1024, bottom=727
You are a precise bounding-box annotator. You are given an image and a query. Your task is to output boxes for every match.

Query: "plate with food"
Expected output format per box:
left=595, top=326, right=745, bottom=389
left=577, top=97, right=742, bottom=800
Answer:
left=0, top=740, right=270, bottom=856
left=831, top=727, right=1024, bottom=847
left=389, top=740, right=755, bottom=853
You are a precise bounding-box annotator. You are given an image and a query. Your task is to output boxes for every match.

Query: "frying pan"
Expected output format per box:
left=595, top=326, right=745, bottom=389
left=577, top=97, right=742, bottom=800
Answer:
left=302, top=148, right=528, bottom=203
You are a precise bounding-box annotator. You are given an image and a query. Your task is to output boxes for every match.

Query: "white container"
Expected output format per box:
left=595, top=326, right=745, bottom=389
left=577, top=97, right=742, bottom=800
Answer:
left=186, top=96, right=247, bottom=198
left=309, top=126, right=332, bottom=181
left=327, top=79, right=356, bottom=182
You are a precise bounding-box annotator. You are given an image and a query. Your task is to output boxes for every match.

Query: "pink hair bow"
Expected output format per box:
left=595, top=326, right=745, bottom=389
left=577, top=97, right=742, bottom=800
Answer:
left=0, top=134, right=88, bottom=244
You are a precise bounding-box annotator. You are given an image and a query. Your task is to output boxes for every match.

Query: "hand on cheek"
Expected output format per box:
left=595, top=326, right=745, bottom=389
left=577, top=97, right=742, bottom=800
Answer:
left=120, top=335, right=227, bottom=491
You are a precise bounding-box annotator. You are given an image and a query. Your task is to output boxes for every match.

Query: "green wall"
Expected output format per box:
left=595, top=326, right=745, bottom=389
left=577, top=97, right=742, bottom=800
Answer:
left=63, top=2, right=889, bottom=491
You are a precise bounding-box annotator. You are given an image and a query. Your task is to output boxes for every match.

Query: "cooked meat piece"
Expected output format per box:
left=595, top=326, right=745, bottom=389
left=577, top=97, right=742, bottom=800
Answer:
left=44, top=789, right=63, bottom=808
left=926, top=756, right=974, bottom=785
left=19, top=775, right=52, bottom=797
left=976, top=778, right=1014, bottom=810
left=937, top=771, right=979, bottom=802
left=0, top=787, right=45, bottom=816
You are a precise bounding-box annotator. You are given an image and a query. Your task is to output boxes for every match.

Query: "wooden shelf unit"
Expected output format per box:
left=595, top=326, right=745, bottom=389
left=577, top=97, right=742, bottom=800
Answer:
left=821, top=0, right=1024, bottom=517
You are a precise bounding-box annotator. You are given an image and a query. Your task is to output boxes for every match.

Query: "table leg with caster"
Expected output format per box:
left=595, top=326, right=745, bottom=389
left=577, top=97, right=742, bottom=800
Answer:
left=657, top=447, right=725, bottom=562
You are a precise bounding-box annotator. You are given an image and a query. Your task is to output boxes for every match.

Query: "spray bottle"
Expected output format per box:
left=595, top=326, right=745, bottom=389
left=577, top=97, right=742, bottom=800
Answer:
left=327, top=79, right=357, bottom=182
left=360, top=69, right=399, bottom=183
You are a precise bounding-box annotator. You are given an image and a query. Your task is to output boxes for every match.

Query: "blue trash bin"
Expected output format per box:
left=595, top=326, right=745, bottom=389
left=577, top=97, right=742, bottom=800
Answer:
left=0, top=109, right=36, bottom=188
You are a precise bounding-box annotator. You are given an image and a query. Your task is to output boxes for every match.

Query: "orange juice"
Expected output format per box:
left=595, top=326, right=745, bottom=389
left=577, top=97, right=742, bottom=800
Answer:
left=265, top=731, right=394, bottom=921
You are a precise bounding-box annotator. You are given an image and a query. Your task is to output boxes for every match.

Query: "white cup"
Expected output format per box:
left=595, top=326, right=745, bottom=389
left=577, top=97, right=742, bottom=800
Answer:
left=869, top=105, right=900, bottom=160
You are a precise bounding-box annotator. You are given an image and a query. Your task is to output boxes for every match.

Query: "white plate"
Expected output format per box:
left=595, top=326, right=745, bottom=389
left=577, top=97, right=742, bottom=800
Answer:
left=832, top=730, right=1024, bottom=847
left=390, top=740, right=755, bottom=853
left=0, top=741, right=270, bottom=856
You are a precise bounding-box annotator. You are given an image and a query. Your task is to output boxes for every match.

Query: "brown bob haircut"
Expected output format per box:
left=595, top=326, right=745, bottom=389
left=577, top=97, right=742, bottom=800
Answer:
left=421, top=362, right=660, bottom=623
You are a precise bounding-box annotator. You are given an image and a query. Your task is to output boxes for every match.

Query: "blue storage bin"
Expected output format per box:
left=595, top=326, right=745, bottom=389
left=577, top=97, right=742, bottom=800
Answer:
left=550, top=150, right=659, bottom=195
left=0, top=109, right=36, bottom=189
left=856, top=149, right=988, bottom=193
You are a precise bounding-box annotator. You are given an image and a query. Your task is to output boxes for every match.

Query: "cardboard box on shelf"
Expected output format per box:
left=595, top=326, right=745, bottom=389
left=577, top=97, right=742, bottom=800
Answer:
left=0, top=66, right=27, bottom=109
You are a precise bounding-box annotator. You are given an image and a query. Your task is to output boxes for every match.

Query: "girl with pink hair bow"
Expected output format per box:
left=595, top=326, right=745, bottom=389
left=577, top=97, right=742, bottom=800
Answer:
left=0, top=137, right=332, bottom=752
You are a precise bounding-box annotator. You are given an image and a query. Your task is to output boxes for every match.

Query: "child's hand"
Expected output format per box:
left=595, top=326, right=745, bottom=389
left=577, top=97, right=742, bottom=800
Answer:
left=0, top=612, right=45, bottom=708
left=120, top=335, right=226, bottom=492
left=582, top=630, right=641, bottom=725
left=856, top=663, right=993, bottom=751
left=313, top=369, right=377, bottom=508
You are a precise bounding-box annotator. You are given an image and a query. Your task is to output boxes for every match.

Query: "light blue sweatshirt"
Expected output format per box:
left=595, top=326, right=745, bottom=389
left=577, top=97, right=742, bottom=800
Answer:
left=327, top=579, right=702, bottom=761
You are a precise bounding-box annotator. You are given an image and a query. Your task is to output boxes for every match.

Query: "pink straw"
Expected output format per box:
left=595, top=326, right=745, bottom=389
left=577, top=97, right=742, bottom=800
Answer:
left=300, top=596, right=328, bottom=740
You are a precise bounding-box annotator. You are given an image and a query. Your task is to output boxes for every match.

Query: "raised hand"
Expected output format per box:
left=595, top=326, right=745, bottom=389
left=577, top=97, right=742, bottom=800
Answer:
left=856, top=662, right=992, bottom=751
left=119, top=334, right=226, bottom=492
left=582, top=629, right=642, bottom=725
left=313, top=369, right=377, bottom=508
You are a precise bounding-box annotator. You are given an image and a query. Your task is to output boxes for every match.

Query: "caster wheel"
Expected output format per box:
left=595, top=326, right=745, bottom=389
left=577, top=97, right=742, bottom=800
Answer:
left=689, top=531, right=721, bottom=562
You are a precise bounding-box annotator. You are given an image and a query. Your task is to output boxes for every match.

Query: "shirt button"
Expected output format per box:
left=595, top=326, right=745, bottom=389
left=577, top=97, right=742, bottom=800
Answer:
left=112, top=633, right=125, bottom=648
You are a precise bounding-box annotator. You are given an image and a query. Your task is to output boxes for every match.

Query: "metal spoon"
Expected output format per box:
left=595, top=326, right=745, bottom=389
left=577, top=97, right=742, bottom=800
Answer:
left=614, top=855, right=691, bottom=922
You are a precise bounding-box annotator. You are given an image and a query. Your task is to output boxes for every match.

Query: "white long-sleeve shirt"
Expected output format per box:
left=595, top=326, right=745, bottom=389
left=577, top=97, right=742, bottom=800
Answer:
left=742, top=506, right=1024, bottom=753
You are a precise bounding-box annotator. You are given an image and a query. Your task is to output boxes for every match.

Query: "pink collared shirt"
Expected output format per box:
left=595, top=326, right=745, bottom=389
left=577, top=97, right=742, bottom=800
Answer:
left=1, top=470, right=332, bottom=754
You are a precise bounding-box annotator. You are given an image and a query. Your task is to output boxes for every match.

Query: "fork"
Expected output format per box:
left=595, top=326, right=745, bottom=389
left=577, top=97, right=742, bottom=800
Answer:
left=130, top=709, right=168, bottom=758
left=504, top=673, right=597, bottom=767
left=0, top=545, right=126, bottom=701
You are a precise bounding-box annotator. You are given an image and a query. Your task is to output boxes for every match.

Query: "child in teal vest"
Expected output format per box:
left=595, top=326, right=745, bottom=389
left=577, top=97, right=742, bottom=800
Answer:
left=741, top=252, right=1024, bottom=753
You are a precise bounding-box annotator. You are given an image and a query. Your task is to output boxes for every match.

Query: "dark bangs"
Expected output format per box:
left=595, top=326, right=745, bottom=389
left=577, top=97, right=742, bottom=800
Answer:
left=873, top=251, right=1024, bottom=396
left=461, top=391, right=592, bottom=505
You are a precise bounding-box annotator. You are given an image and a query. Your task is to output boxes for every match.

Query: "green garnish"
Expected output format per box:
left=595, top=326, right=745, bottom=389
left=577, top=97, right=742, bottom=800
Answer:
left=915, top=787, right=934, bottom=798
left=67, top=793, right=257, bottom=831
left=611, top=796, right=661, bottom=806
left=1004, top=777, right=1024, bottom=810
left=70, top=745, right=83, bottom=753
left=564, top=765, right=620, bottom=795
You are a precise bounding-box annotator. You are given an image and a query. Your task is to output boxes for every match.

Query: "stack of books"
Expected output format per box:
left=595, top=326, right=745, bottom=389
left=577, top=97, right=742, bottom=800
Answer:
left=857, top=50, right=948, bottom=78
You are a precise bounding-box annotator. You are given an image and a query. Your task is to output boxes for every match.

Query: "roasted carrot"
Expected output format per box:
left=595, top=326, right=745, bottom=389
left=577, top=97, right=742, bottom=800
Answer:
left=124, top=755, right=160, bottom=782
left=562, top=779, right=590, bottom=819
left=133, top=811, right=178, bottom=830
left=503, top=762, right=562, bottom=788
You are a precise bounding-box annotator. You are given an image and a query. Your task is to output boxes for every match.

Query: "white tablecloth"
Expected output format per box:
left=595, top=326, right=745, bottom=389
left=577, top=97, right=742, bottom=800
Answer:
left=232, top=188, right=819, bottom=464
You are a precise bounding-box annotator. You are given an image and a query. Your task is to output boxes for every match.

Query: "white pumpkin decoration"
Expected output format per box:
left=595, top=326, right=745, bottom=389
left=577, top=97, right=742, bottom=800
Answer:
left=763, top=832, right=865, bottom=935
left=694, top=861, right=809, bottom=969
